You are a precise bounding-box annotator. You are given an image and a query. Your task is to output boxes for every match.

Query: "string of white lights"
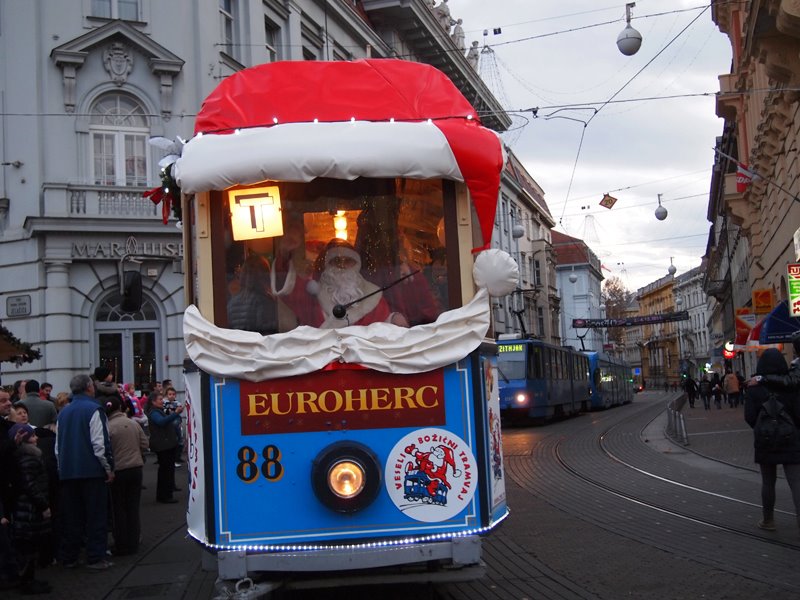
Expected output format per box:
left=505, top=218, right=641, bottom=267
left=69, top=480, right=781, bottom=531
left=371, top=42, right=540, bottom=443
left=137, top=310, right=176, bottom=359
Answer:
left=186, top=510, right=509, bottom=553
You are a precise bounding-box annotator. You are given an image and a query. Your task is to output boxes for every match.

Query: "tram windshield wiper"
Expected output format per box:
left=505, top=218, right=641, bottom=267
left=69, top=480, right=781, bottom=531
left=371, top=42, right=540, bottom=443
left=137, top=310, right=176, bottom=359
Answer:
left=332, top=269, right=420, bottom=319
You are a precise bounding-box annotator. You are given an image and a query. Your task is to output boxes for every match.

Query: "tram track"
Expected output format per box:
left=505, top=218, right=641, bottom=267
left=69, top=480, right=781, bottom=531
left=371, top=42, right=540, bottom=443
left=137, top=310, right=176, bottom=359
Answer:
left=553, top=410, right=800, bottom=552
left=498, top=397, right=800, bottom=597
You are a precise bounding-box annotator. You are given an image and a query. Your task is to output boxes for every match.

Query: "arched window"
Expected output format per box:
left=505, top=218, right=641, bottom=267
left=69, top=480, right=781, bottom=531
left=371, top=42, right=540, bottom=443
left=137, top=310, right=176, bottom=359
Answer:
left=96, top=293, right=157, bottom=322
left=90, top=93, right=149, bottom=186
left=95, top=292, right=160, bottom=388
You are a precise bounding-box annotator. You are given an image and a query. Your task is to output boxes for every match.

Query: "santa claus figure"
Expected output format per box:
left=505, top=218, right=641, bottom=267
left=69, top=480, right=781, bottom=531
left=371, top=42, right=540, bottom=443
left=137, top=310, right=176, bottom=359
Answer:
left=405, top=443, right=462, bottom=496
left=272, top=237, right=408, bottom=329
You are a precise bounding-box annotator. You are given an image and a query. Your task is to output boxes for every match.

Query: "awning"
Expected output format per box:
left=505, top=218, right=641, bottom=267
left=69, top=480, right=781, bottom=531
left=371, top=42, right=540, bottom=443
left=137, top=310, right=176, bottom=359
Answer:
left=758, top=300, right=800, bottom=344
left=0, top=325, right=41, bottom=364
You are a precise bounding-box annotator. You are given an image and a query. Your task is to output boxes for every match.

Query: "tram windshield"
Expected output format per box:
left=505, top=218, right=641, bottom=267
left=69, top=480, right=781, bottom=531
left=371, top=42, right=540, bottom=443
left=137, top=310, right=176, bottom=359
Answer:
left=220, top=177, right=449, bottom=334
left=497, top=349, right=526, bottom=380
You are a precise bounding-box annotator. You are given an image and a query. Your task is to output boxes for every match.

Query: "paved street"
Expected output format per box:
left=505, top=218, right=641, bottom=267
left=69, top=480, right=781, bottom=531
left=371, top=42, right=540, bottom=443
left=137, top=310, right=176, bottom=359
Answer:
left=10, top=390, right=799, bottom=600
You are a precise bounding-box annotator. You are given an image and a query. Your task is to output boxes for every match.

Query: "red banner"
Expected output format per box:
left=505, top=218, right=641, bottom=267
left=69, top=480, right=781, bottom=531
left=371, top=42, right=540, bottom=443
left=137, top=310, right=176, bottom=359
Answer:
left=239, top=368, right=446, bottom=435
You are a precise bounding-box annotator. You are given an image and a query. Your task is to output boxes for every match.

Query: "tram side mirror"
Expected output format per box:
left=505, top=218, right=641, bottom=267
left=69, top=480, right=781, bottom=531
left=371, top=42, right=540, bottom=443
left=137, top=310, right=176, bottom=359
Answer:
left=121, top=271, right=143, bottom=312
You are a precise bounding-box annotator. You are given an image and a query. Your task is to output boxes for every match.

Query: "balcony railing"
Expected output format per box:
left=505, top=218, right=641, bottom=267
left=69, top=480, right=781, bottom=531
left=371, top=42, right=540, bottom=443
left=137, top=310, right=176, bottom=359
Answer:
left=44, top=183, right=161, bottom=219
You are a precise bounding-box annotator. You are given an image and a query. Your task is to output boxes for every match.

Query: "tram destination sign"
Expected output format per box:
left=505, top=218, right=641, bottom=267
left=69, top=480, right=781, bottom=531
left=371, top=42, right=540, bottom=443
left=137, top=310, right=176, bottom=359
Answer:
left=573, top=310, right=689, bottom=329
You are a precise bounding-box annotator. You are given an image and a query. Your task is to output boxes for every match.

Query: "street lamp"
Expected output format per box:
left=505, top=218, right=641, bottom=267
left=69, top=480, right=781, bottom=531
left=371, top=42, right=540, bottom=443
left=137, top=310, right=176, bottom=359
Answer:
left=655, top=193, right=668, bottom=221
left=617, top=3, right=642, bottom=56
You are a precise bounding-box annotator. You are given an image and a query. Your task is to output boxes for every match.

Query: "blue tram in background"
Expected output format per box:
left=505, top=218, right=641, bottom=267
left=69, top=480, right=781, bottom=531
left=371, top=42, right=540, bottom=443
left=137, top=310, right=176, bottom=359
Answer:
left=584, top=351, right=634, bottom=409
left=497, top=338, right=590, bottom=420
left=497, top=338, right=633, bottom=421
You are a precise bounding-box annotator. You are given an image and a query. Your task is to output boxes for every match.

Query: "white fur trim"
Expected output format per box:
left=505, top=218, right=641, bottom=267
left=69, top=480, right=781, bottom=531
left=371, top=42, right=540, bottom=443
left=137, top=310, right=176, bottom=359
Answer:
left=473, top=249, right=519, bottom=297
left=182, top=287, right=491, bottom=380
left=306, top=279, right=320, bottom=296
left=174, top=122, right=463, bottom=193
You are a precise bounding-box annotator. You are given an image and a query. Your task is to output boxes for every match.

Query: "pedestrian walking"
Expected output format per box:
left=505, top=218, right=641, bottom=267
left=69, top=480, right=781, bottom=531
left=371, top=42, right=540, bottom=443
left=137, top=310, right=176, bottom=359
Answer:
left=744, top=348, right=800, bottom=532
left=711, top=372, right=723, bottom=409
left=684, top=377, right=698, bottom=408
left=55, top=374, right=115, bottom=570
left=724, top=368, right=741, bottom=408
left=699, top=375, right=712, bottom=410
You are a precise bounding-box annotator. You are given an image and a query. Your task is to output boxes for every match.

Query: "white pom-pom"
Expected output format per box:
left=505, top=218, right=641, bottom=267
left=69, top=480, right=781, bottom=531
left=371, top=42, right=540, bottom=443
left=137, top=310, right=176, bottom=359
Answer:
left=473, top=249, right=519, bottom=297
left=306, top=279, right=320, bottom=296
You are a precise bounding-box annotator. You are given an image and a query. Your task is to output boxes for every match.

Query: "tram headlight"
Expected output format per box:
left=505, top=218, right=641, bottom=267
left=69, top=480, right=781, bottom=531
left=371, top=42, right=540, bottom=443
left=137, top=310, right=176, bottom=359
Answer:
left=312, top=442, right=381, bottom=513
left=328, top=460, right=365, bottom=499
left=515, top=392, right=528, bottom=406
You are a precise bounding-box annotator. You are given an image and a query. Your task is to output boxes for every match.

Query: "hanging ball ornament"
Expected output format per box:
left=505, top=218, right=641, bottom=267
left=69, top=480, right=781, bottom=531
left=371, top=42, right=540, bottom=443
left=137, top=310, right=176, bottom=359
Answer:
left=617, top=24, right=642, bottom=56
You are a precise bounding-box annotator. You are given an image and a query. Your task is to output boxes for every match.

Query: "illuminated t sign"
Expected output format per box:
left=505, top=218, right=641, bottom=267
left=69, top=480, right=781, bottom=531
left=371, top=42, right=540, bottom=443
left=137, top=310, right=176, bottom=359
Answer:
left=228, top=185, right=284, bottom=241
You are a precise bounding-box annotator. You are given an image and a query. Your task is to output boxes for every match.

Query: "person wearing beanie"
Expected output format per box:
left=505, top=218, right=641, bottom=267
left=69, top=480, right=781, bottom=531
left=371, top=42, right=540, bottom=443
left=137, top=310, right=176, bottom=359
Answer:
left=271, top=236, right=408, bottom=329
left=93, top=367, right=113, bottom=383
left=7, top=422, right=52, bottom=594
left=19, top=380, right=56, bottom=430
left=744, top=348, right=800, bottom=532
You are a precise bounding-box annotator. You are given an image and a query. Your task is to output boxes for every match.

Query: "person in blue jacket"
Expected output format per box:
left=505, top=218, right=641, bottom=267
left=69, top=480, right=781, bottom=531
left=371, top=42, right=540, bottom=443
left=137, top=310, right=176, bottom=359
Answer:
left=55, top=374, right=115, bottom=570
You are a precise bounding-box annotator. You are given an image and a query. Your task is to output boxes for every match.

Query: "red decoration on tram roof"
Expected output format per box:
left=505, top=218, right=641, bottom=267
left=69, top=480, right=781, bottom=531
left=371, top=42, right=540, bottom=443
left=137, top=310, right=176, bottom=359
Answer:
left=191, top=59, right=504, bottom=250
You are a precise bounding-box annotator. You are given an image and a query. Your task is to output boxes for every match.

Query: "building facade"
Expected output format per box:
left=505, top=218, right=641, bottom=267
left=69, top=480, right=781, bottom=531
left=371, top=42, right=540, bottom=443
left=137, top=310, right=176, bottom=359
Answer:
left=636, top=275, right=680, bottom=389
left=552, top=231, right=605, bottom=352
left=491, top=149, right=560, bottom=344
left=710, top=0, right=800, bottom=369
left=0, top=0, right=510, bottom=391
left=673, top=264, right=711, bottom=380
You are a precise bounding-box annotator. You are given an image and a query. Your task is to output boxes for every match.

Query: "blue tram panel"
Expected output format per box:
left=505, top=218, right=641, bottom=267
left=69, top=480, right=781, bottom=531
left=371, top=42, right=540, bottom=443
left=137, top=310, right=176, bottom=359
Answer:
left=192, top=356, right=505, bottom=546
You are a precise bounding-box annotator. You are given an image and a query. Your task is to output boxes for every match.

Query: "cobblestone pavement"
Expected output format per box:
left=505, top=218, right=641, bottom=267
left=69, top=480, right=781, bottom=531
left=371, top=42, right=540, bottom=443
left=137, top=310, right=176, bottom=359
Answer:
left=15, top=391, right=790, bottom=600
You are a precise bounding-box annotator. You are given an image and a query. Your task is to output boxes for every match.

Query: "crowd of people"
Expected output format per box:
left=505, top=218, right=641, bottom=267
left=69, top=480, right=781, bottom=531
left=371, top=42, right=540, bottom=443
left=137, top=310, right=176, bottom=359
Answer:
left=0, top=369, right=184, bottom=595
left=681, top=369, right=744, bottom=410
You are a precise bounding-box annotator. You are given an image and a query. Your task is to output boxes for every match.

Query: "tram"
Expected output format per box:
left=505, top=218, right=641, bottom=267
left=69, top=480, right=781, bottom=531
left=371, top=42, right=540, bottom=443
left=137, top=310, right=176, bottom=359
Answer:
left=166, top=60, right=515, bottom=590
left=496, top=338, right=590, bottom=421
left=584, top=351, right=634, bottom=409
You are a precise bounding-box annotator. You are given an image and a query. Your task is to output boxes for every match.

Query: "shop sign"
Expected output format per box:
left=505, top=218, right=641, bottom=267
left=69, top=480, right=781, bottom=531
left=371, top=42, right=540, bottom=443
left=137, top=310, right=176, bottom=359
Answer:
left=71, top=235, right=183, bottom=259
left=788, top=263, right=800, bottom=317
left=752, top=289, right=774, bottom=314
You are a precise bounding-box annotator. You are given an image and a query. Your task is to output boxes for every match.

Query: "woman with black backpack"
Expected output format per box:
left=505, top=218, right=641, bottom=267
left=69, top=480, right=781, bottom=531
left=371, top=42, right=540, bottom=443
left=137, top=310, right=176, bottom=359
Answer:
left=744, top=348, right=800, bottom=532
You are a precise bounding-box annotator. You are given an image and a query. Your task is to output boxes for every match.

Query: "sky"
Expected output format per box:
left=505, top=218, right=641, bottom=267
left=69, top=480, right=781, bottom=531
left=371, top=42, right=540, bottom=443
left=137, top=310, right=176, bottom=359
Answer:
left=447, top=0, right=732, bottom=293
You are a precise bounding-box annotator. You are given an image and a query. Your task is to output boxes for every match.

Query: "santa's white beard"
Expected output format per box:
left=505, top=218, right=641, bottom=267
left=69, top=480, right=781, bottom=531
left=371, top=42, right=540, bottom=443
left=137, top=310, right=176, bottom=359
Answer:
left=319, top=267, right=365, bottom=307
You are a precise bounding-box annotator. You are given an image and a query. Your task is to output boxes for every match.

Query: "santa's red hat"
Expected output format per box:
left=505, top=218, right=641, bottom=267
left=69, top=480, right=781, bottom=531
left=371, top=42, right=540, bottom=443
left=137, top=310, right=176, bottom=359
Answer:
left=439, top=446, right=461, bottom=477
left=173, top=59, right=506, bottom=250
left=307, top=238, right=361, bottom=296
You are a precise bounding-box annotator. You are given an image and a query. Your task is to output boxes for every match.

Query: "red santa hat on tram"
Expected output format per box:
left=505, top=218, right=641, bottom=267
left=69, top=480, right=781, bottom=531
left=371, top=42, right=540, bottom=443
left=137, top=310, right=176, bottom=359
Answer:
left=438, top=445, right=461, bottom=478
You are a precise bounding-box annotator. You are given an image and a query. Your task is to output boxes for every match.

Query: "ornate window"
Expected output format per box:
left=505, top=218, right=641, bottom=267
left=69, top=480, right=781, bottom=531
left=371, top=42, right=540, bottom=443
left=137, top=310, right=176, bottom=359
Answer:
left=96, top=293, right=157, bottom=322
left=90, top=93, right=149, bottom=187
left=92, top=0, right=140, bottom=20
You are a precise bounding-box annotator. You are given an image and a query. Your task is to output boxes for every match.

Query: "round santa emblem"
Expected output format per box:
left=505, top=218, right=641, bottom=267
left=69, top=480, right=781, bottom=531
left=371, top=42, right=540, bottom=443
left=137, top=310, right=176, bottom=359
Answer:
left=384, top=428, right=477, bottom=522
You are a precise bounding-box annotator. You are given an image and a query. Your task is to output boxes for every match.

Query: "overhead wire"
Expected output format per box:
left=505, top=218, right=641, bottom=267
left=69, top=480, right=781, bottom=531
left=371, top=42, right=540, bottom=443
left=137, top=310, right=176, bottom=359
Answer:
left=555, top=4, right=712, bottom=228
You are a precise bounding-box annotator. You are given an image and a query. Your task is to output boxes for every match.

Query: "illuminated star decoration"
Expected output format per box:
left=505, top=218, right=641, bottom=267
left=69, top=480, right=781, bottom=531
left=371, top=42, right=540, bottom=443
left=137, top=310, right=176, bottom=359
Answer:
left=143, top=136, right=185, bottom=225
left=599, top=193, right=617, bottom=209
